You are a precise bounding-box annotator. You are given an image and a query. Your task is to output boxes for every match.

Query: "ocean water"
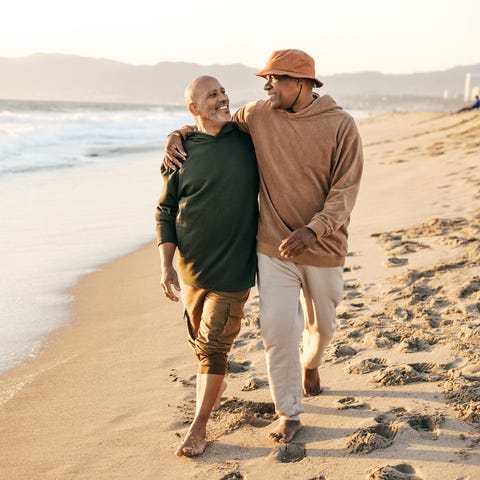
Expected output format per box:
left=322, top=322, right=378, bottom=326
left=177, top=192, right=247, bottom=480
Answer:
left=0, top=99, right=369, bottom=376
left=0, top=99, right=191, bottom=374
left=0, top=99, right=192, bottom=176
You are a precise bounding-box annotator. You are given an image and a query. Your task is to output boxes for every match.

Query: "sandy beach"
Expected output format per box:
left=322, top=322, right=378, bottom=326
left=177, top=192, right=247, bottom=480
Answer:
left=1, top=110, right=479, bottom=479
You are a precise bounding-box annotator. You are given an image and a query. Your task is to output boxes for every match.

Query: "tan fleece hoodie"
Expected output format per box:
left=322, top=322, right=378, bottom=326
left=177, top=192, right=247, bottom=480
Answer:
left=233, top=95, right=363, bottom=267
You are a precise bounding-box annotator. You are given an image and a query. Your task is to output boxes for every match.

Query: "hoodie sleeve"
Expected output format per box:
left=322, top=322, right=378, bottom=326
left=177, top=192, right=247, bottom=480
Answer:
left=307, top=117, right=363, bottom=238
left=155, top=165, right=180, bottom=246
left=232, top=102, right=258, bottom=134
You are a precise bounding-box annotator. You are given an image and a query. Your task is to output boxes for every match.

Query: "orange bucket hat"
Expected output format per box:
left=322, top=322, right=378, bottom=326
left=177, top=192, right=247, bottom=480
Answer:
left=256, top=49, right=323, bottom=87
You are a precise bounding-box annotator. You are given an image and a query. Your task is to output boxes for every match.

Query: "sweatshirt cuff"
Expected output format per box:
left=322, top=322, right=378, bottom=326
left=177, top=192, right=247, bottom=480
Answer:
left=306, top=219, right=327, bottom=238
left=156, top=231, right=177, bottom=246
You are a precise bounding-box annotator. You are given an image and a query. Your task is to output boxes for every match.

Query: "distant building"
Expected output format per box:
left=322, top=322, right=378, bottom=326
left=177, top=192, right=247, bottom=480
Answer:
left=464, top=72, right=480, bottom=103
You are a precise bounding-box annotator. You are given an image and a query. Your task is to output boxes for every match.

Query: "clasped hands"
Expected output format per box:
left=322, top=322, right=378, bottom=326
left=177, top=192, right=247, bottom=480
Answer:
left=279, top=227, right=317, bottom=258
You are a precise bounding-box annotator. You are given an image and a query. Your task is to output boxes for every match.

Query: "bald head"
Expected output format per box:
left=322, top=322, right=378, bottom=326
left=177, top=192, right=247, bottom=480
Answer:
left=184, top=76, right=219, bottom=107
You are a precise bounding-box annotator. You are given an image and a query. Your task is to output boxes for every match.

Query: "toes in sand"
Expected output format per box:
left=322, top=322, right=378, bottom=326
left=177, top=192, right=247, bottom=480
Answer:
left=175, top=428, right=207, bottom=457
left=268, top=420, right=303, bottom=444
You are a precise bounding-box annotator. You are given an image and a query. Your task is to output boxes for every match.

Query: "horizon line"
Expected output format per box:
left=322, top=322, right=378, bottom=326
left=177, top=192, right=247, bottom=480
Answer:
left=1, top=52, right=479, bottom=77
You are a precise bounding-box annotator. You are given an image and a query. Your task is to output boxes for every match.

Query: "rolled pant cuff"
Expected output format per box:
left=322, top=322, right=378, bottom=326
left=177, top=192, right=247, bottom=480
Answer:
left=279, top=414, right=301, bottom=421
left=302, top=360, right=322, bottom=370
left=198, top=364, right=227, bottom=375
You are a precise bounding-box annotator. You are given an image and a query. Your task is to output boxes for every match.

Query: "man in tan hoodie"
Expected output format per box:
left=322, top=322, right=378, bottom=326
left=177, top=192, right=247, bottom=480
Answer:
left=164, top=49, right=363, bottom=444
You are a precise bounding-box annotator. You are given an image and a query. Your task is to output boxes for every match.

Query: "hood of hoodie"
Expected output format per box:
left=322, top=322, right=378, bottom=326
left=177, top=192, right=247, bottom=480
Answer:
left=265, top=94, right=343, bottom=119
left=186, top=122, right=236, bottom=143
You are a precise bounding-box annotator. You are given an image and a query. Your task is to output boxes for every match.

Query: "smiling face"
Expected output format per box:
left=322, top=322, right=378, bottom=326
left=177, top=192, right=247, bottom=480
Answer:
left=187, top=76, right=231, bottom=125
left=263, top=74, right=301, bottom=110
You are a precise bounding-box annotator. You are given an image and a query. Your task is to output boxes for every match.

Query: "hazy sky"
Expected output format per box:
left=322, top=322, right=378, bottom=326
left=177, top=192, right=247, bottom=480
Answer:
left=2, top=0, right=477, bottom=74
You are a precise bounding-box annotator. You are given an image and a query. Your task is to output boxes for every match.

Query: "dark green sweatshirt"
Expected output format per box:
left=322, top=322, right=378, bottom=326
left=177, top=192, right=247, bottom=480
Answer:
left=155, top=122, right=258, bottom=292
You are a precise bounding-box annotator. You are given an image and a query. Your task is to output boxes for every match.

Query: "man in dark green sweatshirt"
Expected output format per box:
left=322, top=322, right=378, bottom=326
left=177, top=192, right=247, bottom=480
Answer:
left=155, top=76, right=258, bottom=457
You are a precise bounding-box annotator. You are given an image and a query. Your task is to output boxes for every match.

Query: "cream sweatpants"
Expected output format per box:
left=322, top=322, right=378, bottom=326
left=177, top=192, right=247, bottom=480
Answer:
left=257, top=253, right=344, bottom=421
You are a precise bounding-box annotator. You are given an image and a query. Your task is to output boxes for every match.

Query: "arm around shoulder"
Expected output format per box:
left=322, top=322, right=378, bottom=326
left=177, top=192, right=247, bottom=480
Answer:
left=163, top=125, right=196, bottom=170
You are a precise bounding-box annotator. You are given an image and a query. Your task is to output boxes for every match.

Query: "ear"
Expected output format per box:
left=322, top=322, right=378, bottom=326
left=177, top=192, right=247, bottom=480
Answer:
left=188, top=103, right=199, bottom=116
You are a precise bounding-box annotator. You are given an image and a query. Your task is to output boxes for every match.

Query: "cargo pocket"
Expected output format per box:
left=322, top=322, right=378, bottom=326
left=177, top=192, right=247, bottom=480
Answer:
left=219, top=301, right=244, bottom=346
left=184, top=308, right=197, bottom=347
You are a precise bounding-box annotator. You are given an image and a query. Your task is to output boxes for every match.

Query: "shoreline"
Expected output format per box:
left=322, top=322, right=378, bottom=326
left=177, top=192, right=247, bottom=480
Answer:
left=0, top=148, right=167, bottom=375
left=1, top=111, right=479, bottom=479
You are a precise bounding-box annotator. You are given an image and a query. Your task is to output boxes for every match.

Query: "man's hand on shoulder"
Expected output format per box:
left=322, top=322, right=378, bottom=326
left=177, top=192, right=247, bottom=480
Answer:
left=279, top=227, right=317, bottom=259
left=163, top=133, right=187, bottom=171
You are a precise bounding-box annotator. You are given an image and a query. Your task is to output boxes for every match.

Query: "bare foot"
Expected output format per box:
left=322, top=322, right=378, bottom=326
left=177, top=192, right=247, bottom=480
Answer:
left=303, top=367, right=322, bottom=396
left=268, top=419, right=303, bottom=443
left=175, top=427, right=207, bottom=457
left=212, top=379, right=227, bottom=412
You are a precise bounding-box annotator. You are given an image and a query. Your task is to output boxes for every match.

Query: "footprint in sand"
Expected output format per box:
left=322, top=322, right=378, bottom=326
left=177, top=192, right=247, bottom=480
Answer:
left=269, top=443, right=306, bottom=463
left=375, top=407, right=444, bottom=439
left=241, top=377, right=268, bottom=391
left=334, top=343, right=357, bottom=357
left=372, top=363, right=445, bottom=386
left=362, top=332, right=393, bottom=349
left=383, top=240, right=430, bottom=256
left=325, top=343, right=358, bottom=363
left=345, top=422, right=398, bottom=454
left=459, top=276, right=480, bottom=299
left=346, top=357, right=388, bottom=374
left=384, top=257, right=408, bottom=267
left=383, top=305, right=411, bottom=321
left=374, top=407, right=407, bottom=424
left=210, top=398, right=277, bottom=436
left=367, top=463, right=423, bottom=480
left=346, top=406, right=445, bottom=455
left=336, top=396, right=367, bottom=410
left=406, top=412, right=444, bottom=439
left=397, top=337, right=434, bottom=353
left=168, top=369, right=196, bottom=386
left=218, top=471, right=244, bottom=480
left=227, top=360, right=251, bottom=373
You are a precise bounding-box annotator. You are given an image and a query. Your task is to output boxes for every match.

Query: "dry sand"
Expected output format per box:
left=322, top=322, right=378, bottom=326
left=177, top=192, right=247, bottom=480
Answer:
left=1, top=111, right=479, bottom=480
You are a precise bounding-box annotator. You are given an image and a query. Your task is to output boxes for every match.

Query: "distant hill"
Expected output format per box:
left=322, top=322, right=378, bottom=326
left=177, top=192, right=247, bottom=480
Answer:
left=0, top=53, right=479, bottom=109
